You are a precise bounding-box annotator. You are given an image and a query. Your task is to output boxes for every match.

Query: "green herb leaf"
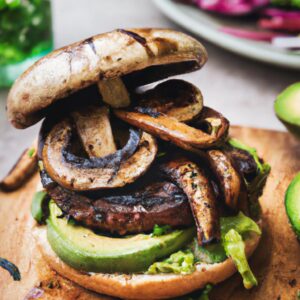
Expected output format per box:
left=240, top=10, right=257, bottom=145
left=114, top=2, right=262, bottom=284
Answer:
left=198, top=284, right=213, bottom=300
left=27, top=147, right=35, bottom=158
left=151, top=224, right=172, bottom=236
left=223, top=229, right=257, bottom=289
left=157, top=151, right=166, bottom=158
left=31, top=190, right=48, bottom=224
left=220, top=212, right=261, bottom=289
left=228, top=138, right=270, bottom=218
left=147, top=250, right=195, bottom=275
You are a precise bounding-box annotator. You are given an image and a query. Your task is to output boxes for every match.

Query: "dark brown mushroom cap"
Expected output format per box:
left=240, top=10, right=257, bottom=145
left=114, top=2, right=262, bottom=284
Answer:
left=7, top=28, right=207, bottom=129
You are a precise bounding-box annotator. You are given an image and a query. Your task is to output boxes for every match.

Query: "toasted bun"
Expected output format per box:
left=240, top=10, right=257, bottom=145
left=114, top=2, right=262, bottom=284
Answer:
left=33, top=224, right=260, bottom=300
left=7, top=28, right=207, bottom=129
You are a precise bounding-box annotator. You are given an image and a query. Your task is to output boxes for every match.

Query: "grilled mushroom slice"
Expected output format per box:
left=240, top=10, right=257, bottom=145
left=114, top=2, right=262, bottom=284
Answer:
left=71, top=106, right=116, bottom=157
left=41, top=170, right=193, bottom=235
left=225, top=147, right=259, bottom=182
left=135, top=79, right=203, bottom=122
left=114, top=106, right=229, bottom=150
left=206, top=150, right=248, bottom=211
left=0, top=141, right=38, bottom=191
left=97, top=77, right=130, bottom=108
left=42, top=118, right=157, bottom=191
left=159, top=157, right=220, bottom=245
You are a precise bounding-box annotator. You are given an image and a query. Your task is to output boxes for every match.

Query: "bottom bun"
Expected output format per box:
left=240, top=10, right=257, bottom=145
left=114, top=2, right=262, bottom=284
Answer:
left=33, top=224, right=260, bottom=300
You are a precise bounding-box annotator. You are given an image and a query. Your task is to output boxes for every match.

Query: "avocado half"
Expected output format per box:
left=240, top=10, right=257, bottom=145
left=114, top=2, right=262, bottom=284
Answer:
left=274, top=82, right=300, bottom=138
left=47, top=201, right=195, bottom=273
left=285, top=173, right=300, bottom=239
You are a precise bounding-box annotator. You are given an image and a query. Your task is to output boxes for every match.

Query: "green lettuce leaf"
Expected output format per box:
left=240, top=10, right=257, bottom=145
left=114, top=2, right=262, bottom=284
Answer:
left=223, top=229, right=257, bottom=289
left=151, top=224, right=171, bottom=237
left=220, top=212, right=261, bottom=237
left=147, top=250, right=195, bottom=275
left=228, top=138, right=270, bottom=176
left=228, top=138, right=270, bottom=218
left=198, top=284, right=213, bottom=300
left=220, top=212, right=261, bottom=289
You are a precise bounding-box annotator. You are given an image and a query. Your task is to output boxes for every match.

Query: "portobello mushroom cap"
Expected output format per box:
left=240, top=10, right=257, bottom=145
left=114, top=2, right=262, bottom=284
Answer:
left=134, top=79, right=203, bottom=122
left=114, top=106, right=229, bottom=150
left=41, top=118, right=157, bottom=191
left=7, top=28, right=207, bottom=129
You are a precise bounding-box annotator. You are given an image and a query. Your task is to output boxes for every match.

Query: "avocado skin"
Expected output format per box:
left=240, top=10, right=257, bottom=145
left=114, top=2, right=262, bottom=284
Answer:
left=274, top=82, right=300, bottom=138
left=285, top=173, right=300, bottom=240
left=47, top=201, right=195, bottom=273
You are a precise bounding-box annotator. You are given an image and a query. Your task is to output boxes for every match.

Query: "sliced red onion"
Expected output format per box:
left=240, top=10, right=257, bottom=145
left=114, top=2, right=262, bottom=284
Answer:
left=220, top=26, right=289, bottom=41
left=193, top=0, right=268, bottom=15
left=261, top=8, right=300, bottom=18
left=259, top=17, right=300, bottom=32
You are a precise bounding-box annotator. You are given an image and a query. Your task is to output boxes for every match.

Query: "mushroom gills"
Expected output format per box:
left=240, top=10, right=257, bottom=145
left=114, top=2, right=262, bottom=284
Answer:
left=97, top=77, right=130, bottom=108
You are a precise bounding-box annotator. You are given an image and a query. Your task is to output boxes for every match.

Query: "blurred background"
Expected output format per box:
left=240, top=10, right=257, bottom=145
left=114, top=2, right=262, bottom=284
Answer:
left=0, top=0, right=299, bottom=177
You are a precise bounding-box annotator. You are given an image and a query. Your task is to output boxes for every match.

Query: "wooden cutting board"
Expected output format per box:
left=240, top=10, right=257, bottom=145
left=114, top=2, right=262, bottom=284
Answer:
left=0, top=126, right=299, bottom=300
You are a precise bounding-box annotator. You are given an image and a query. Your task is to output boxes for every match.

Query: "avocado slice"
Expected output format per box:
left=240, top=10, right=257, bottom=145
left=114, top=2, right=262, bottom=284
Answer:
left=274, top=82, right=300, bottom=138
left=285, top=173, right=300, bottom=239
left=47, top=201, right=195, bottom=273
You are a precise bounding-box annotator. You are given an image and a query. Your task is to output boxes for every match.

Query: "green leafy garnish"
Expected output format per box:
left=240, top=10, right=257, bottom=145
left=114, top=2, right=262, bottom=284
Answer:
left=27, top=147, right=35, bottom=158
left=157, top=151, right=166, bottom=158
left=151, top=224, right=172, bottom=236
left=147, top=250, right=195, bottom=275
left=228, top=138, right=271, bottom=218
left=0, top=257, right=21, bottom=281
left=220, top=212, right=261, bottom=289
left=198, top=284, right=213, bottom=300
left=223, top=229, right=257, bottom=289
left=177, top=284, right=213, bottom=300
left=220, top=212, right=261, bottom=237
left=228, top=138, right=269, bottom=174
left=31, top=191, right=48, bottom=224
left=190, top=238, right=227, bottom=264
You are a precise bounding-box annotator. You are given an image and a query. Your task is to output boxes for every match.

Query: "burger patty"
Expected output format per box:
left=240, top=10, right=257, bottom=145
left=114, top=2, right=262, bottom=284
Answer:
left=41, top=171, right=193, bottom=235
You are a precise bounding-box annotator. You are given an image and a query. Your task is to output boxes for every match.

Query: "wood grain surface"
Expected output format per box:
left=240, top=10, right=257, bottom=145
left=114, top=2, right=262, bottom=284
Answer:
left=0, top=126, right=299, bottom=300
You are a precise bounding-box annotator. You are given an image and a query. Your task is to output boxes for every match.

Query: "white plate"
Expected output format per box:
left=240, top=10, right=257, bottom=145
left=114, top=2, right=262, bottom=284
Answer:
left=153, top=0, right=300, bottom=69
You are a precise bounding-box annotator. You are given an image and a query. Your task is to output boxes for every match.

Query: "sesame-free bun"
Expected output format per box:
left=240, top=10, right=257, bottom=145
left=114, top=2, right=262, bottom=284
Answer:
left=7, top=28, right=207, bottom=129
left=33, top=224, right=260, bottom=300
